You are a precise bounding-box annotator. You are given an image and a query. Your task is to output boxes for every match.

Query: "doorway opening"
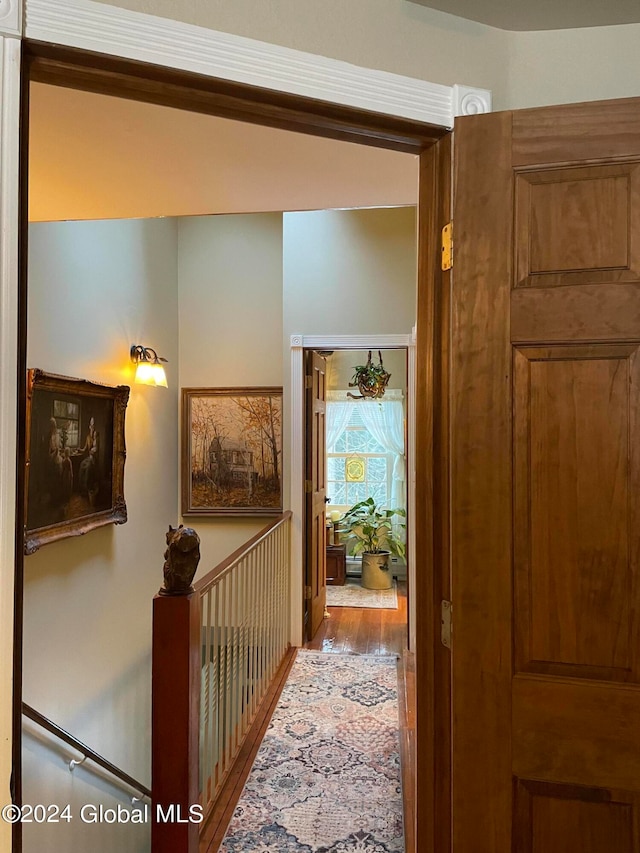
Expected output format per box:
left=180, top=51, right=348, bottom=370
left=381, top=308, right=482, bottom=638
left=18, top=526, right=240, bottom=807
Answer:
left=12, top=41, right=448, bottom=853
left=304, top=346, right=411, bottom=652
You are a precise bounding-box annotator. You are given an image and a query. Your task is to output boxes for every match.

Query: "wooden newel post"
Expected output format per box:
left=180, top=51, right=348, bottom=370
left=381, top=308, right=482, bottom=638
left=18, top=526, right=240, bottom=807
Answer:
left=152, top=526, right=202, bottom=853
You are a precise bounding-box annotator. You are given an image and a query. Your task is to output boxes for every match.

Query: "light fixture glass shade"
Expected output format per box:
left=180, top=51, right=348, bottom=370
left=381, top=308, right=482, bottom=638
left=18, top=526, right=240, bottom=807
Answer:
left=134, top=361, right=168, bottom=387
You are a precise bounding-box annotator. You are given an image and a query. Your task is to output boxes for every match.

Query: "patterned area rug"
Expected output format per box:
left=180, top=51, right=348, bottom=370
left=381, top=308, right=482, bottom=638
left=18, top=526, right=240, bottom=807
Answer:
left=326, top=580, right=398, bottom=610
left=219, top=650, right=404, bottom=852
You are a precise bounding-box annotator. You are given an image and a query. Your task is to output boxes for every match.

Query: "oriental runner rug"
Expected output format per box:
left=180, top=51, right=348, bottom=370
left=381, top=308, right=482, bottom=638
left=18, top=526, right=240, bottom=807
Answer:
left=326, top=580, right=398, bottom=610
left=219, top=650, right=404, bottom=852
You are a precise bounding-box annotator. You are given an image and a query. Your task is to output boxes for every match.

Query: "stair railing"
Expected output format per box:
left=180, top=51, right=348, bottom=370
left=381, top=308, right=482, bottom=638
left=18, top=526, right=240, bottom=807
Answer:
left=151, top=512, right=292, bottom=853
left=22, top=703, right=151, bottom=800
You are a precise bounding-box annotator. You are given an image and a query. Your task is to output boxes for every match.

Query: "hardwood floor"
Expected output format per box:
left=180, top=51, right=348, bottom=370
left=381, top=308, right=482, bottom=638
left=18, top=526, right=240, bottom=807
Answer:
left=306, top=579, right=408, bottom=656
left=200, top=580, right=414, bottom=853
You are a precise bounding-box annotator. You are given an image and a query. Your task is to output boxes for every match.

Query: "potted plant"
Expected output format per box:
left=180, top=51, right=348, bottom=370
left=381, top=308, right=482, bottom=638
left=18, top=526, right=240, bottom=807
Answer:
left=347, top=350, right=391, bottom=399
left=340, top=497, right=406, bottom=590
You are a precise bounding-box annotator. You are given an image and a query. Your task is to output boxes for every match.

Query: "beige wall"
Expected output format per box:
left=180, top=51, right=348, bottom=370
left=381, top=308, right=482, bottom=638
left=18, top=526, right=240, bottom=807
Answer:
left=90, top=0, right=640, bottom=113
left=283, top=207, right=417, bottom=338
left=177, top=207, right=416, bottom=567
left=23, top=218, right=178, bottom=853
left=177, top=213, right=284, bottom=569
left=505, top=24, right=640, bottom=110
left=89, top=0, right=508, bottom=107
left=283, top=206, right=417, bottom=513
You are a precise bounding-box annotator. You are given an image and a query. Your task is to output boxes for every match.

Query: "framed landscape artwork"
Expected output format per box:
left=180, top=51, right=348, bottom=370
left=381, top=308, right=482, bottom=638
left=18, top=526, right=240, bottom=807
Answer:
left=24, top=369, right=129, bottom=554
left=182, top=387, right=283, bottom=516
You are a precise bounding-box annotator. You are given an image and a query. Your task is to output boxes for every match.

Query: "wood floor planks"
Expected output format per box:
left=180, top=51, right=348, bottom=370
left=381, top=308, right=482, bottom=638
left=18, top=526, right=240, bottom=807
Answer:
left=309, top=580, right=408, bottom=656
left=200, top=582, right=413, bottom=853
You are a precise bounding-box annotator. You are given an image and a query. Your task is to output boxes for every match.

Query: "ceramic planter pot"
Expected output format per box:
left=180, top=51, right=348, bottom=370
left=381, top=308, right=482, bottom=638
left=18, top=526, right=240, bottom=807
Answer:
left=361, top=551, right=392, bottom=590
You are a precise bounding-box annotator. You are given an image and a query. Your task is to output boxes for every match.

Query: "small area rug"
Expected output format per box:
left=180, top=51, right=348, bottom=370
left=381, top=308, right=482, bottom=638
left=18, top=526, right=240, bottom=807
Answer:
left=326, top=580, right=398, bottom=610
left=219, top=649, right=404, bottom=852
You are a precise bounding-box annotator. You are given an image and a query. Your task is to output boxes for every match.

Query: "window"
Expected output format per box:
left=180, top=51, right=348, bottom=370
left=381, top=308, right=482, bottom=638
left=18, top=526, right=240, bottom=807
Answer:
left=327, top=406, right=391, bottom=507
left=53, top=398, right=80, bottom=449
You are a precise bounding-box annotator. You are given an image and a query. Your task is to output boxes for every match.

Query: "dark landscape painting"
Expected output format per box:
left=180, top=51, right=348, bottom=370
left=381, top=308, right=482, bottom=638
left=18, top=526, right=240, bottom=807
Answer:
left=183, top=387, right=283, bottom=516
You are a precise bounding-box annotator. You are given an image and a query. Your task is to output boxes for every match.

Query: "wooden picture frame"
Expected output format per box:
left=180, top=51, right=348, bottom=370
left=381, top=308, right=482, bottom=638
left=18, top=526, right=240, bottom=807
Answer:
left=182, top=387, right=283, bottom=516
left=24, top=369, right=130, bottom=555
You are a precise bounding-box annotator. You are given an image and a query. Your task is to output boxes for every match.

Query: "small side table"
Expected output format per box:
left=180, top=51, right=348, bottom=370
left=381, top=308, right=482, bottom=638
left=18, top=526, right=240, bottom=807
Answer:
left=326, top=543, right=346, bottom=586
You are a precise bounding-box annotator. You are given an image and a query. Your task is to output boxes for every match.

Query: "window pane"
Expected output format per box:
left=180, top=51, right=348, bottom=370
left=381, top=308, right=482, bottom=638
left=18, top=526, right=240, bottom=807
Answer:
left=368, top=482, right=388, bottom=505
left=367, top=457, right=387, bottom=481
left=334, top=432, right=347, bottom=453
left=362, top=433, right=386, bottom=453
left=328, top=482, right=346, bottom=504
left=346, top=482, right=367, bottom=504
left=327, top=457, right=345, bottom=481
left=345, top=429, right=367, bottom=452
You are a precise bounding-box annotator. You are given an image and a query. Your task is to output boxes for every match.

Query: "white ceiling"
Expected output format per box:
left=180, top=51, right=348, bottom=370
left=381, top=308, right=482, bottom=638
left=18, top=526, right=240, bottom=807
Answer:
left=409, top=0, right=640, bottom=31
left=29, top=84, right=418, bottom=223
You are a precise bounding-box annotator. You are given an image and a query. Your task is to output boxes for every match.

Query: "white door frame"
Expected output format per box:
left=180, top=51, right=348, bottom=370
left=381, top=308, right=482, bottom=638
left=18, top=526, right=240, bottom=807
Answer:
left=290, top=333, right=416, bottom=648
left=0, top=28, right=21, bottom=853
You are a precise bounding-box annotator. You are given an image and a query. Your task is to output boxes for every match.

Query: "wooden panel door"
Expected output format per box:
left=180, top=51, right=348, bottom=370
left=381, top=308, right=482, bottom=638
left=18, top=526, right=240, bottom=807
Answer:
left=452, top=98, right=640, bottom=853
left=305, top=350, right=327, bottom=640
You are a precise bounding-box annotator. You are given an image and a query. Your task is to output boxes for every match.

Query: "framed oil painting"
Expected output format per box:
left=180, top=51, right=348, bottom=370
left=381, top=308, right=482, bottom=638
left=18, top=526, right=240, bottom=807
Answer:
left=182, top=387, right=283, bottom=516
left=24, top=369, right=129, bottom=555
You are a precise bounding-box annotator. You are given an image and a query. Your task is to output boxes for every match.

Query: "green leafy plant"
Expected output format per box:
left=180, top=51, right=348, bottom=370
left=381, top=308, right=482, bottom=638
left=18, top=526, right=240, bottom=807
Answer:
left=348, top=350, right=391, bottom=399
left=340, top=497, right=406, bottom=557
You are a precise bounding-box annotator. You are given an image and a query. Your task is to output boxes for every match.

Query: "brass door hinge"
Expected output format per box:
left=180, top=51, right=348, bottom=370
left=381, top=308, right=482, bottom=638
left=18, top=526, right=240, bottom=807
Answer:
left=305, top=374, right=313, bottom=389
left=441, top=222, right=453, bottom=271
left=305, top=479, right=313, bottom=493
left=305, top=585, right=313, bottom=600
left=441, top=599, right=452, bottom=649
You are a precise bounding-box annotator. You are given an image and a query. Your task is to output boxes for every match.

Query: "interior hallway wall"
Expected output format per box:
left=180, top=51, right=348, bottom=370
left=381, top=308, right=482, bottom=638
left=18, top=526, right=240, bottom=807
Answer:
left=88, top=0, right=508, bottom=107
left=23, top=218, right=179, bottom=853
left=282, top=206, right=417, bottom=507
left=177, top=208, right=417, bottom=569
left=177, top=213, right=284, bottom=570
left=88, top=0, right=640, bottom=112
left=505, top=24, right=640, bottom=109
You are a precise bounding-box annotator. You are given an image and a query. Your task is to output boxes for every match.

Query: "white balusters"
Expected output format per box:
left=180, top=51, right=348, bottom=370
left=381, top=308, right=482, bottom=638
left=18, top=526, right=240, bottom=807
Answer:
left=196, top=514, right=291, bottom=816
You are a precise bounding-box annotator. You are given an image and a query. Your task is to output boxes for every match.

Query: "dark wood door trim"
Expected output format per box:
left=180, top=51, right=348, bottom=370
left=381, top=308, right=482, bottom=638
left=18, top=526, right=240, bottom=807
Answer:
left=23, top=41, right=446, bottom=155
left=16, top=43, right=450, bottom=853
left=416, top=134, right=453, bottom=853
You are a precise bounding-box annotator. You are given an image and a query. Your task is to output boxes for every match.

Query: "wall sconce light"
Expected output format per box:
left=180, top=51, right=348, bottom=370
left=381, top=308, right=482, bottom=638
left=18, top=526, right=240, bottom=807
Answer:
left=130, top=345, right=168, bottom=388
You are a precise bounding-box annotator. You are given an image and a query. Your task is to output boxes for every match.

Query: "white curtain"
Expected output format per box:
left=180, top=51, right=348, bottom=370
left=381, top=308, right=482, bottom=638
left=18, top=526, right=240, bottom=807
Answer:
left=357, top=400, right=406, bottom=516
left=326, top=401, right=352, bottom=452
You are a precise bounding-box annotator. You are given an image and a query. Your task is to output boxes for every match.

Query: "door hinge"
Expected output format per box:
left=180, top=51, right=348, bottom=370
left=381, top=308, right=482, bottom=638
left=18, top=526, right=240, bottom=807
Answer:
left=441, top=222, right=453, bottom=271
left=441, top=599, right=452, bottom=649
left=305, top=479, right=313, bottom=493
left=305, top=374, right=313, bottom=389
left=305, top=585, right=313, bottom=600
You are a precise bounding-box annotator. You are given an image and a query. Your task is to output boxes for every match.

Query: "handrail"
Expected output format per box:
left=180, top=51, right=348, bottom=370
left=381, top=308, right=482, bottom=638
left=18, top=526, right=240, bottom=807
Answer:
left=194, top=510, right=292, bottom=594
left=22, top=702, right=152, bottom=799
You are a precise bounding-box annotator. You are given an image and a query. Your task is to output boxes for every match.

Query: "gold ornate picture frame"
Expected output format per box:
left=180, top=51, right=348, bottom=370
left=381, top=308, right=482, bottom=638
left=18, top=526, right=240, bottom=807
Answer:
left=24, top=369, right=129, bottom=555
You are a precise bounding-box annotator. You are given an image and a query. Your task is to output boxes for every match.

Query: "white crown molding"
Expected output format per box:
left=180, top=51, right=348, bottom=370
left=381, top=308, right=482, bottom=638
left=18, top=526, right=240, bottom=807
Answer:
left=0, top=0, right=21, bottom=37
left=0, top=34, right=19, bottom=853
left=25, top=0, right=491, bottom=129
